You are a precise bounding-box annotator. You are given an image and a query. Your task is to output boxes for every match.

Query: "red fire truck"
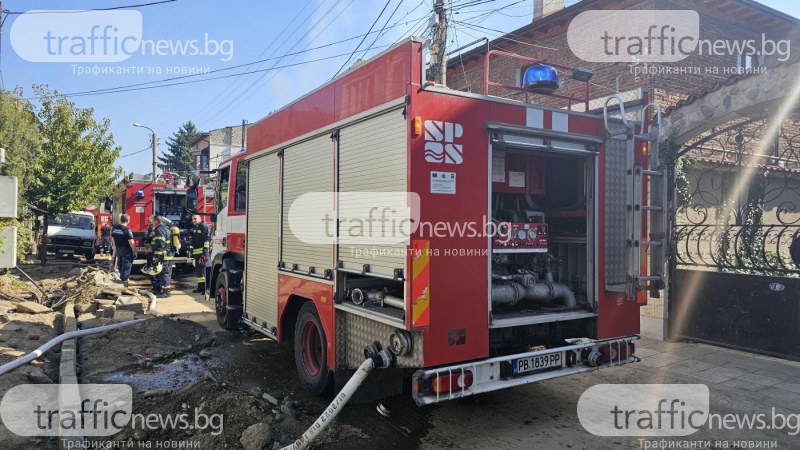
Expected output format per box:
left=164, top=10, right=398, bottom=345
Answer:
left=208, top=38, right=665, bottom=405
left=113, top=172, right=214, bottom=266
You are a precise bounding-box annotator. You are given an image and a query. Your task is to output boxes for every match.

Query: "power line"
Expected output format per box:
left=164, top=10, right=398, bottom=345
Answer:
left=118, top=144, right=152, bottom=158
left=359, top=0, right=405, bottom=61
left=20, top=14, right=428, bottom=102
left=452, top=19, right=557, bottom=51
left=191, top=0, right=320, bottom=122
left=4, top=0, right=176, bottom=14
left=332, top=0, right=393, bottom=78
left=22, top=48, right=392, bottom=101
left=201, top=0, right=430, bottom=126
left=201, top=0, right=357, bottom=126
left=451, top=0, right=499, bottom=12
left=448, top=1, right=473, bottom=90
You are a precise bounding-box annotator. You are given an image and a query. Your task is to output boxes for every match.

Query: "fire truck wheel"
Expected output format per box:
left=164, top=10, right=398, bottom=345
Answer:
left=294, top=302, right=332, bottom=395
left=214, top=275, right=238, bottom=330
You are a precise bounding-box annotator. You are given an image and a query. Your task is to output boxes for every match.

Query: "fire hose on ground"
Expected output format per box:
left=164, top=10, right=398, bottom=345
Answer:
left=0, top=319, right=146, bottom=376
left=281, top=344, right=395, bottom=450
left=0, top=287, right=167, bottom=376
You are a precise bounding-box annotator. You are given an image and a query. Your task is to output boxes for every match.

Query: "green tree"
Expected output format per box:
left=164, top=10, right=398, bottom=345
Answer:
left=0, top=88, right=43, bottom=259
left=158, top=121, right=198, bottom=176
left=0, top=88, right=42, bottom=196
left=25, top=85, right=122, bottom=264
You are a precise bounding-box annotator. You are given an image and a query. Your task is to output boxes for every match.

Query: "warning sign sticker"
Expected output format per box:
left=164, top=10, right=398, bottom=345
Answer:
left=430, top=171, right=456, bottom=194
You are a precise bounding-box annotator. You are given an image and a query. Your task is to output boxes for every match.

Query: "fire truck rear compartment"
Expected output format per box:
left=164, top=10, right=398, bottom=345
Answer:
left=153, top=190, right=188, bottom=226
left=488, top=143, right=596, bottom=352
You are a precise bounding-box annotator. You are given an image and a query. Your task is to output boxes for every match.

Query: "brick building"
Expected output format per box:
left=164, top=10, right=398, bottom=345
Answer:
left=446, top=0, right=799, bottom=113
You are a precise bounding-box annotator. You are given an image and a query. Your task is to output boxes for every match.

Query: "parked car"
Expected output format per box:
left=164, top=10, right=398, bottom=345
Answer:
left=45, top=211, right=97, bottom=260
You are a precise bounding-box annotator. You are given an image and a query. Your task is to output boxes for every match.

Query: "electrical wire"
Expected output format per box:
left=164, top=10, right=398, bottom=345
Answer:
left=201, top=0, right=358, bottom=125
left=191, top=0, right=320, bottom=121
left=452, top=19, right=557, bottom=50
left=30, top=11, right=429, bottom=102
left=22, top=48, right=391, bottom=101
left=449, top=4, right=472, bottom=89
left=450, top=0, right=499, bottom=12
left=359, top=0, right=405, bottom=62
left=118, top=144, right=152, bottom=158
left=332, top=0, right=393, bottom=78
left=4, top=0, right=177, bottom=14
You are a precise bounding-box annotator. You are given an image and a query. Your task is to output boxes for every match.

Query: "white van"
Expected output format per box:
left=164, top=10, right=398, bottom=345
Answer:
left=45, top=211, right=97, bottom=260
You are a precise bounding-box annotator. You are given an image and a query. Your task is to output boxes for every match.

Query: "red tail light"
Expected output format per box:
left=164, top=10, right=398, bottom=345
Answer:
left=431, top=371, right=474, bottom=394
left=599, top=343, right=633, bottom=362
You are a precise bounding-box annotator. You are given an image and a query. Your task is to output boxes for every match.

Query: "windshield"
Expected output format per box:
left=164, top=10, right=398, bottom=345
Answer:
left=48, top=213, right=95, bottom=230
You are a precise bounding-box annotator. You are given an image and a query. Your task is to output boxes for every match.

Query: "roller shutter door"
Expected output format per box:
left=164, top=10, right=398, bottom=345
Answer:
left=338, top=108, right=408, bottom=277
left=282, top=135, right=335, bottom=275
left=245, top=153, right=280, bottom=328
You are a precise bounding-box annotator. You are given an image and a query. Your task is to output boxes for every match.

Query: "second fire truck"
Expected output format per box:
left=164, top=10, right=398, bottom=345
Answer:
left=113, top=172, right=214, bottom=268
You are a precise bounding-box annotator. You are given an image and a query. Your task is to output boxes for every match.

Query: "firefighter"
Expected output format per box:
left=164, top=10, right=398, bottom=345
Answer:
left=190, top=214, right=211, bottom=293
left=100, top=222, right=112, bottom=255
left=141, top=216, right=161, bottom=293
left=149, top=215, right=174, bottom=298
left=110, top=214, right=137, bottom=287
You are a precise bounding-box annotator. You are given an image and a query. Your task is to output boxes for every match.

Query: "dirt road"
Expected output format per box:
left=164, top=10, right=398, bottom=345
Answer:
left=111, top=277, right=800, bottom=449
left=2, top=264, right=798, bottom=449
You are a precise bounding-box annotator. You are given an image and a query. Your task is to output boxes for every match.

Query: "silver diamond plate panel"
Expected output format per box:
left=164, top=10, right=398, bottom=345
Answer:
left=335, top=311, right=424, bottom=369
left=605, top=137, right=629, bottom=285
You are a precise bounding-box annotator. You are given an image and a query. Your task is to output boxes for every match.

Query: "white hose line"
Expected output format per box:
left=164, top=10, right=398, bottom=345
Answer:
left=143, top=291, right=164, bottom=317
left=281, top=358, right=377, bottom=450
left=0, top=319, right=146, bottom=376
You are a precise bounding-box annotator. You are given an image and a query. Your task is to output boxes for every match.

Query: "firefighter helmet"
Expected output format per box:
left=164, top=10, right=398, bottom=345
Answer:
left=141, top=263, right=163, bottom=276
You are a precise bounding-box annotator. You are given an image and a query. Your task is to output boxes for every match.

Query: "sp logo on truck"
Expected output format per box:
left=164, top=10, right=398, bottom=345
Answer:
left=424, top=120, right=463, bottom=164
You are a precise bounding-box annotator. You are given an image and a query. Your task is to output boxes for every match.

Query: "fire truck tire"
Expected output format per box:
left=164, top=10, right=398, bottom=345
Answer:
left=214, top=275, right=239, bottom=330
left=294, top=302, right=332, bottom=395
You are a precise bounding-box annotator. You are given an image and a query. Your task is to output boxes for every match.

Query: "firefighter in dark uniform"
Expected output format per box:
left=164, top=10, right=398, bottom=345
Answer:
left=151, top=216, right=174, bottom=298
left=191, top=214, right=211, bottom=293
left=142, top=216, right=160, bottom=293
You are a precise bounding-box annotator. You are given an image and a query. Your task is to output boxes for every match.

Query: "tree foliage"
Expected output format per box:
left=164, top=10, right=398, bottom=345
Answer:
left=0, top=88, right=42, bottom=259
left=0, top=88, right=42, bottom=195
left=158, top=121, right=198, bottom=176
left=24, top=85, right=122, bottom=215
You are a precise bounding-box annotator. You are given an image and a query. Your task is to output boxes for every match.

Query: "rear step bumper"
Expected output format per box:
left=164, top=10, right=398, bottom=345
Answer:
left=412, top=336, right=640, bottom=406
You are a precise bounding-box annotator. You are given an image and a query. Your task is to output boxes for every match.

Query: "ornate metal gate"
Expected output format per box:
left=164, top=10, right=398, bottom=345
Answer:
left=669, top=112, right=800, bottom=359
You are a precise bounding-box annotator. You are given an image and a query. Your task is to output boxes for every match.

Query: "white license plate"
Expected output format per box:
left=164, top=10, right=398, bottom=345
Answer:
left=513, top=352, right=563, bottom=375
left=58, top=249, right=74, bottom=254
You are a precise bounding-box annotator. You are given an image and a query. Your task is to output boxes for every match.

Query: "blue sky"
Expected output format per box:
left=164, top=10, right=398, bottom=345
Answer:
left=1, top=0, right=797, bottom=176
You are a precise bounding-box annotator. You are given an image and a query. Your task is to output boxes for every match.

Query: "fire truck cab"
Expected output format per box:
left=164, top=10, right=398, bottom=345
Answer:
left=210, top=38, right=665, bottom=405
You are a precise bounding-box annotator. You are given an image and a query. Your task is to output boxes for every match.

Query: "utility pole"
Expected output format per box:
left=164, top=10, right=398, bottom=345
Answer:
left=151, top=131, right=157, bottom=183
left=430, top=1, right=448, bottom=85
left=134, top=123, right=157, bottom=182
